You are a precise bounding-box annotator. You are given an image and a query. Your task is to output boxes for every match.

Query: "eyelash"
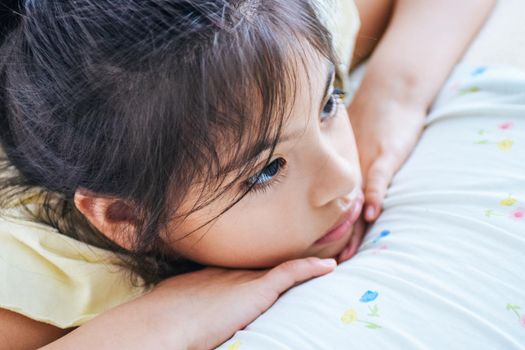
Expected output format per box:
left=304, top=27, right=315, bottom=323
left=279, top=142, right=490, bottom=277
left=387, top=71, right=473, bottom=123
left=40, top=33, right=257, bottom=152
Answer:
left=321, top=88, right=345, bottom=121
left=245, top=157, right=287, bottom=194
left=244, top=88, right=346, bottom=194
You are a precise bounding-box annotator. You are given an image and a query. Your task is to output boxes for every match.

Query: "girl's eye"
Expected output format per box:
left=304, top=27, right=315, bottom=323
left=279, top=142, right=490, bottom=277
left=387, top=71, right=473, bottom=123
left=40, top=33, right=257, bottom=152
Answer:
left=246, top=157, right=286, bottom=192
left=321, top=88, right=345, bottom=121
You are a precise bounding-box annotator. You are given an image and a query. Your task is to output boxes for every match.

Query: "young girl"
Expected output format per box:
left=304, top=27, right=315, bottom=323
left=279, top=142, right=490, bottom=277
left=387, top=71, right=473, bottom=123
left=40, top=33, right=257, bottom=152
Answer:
left=0, top=0, right=494, bottom=348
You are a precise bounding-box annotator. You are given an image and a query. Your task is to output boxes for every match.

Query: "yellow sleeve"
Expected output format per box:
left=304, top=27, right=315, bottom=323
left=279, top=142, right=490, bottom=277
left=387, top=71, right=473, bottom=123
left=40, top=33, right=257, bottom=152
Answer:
left=318, top=0, right=361, bottom=91
left=0, top=215, right=147, bottom=328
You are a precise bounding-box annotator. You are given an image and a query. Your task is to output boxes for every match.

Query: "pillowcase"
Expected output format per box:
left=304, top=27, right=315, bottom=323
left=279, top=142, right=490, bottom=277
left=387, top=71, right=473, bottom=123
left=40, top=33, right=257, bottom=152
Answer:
left=216, top=65, right=525, bottom=349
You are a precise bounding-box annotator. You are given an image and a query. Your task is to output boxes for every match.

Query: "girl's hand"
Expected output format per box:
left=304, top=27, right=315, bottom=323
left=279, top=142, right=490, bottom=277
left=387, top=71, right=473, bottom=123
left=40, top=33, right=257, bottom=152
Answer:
left=348, top=98, right=426, bottom=222
left=337, top=216, right=366, bottom=263
left=45, top=257, right=336, bottom=350
left=149, top=257, right=337, bottom=350
left=348, top=0, right=495, bottom=224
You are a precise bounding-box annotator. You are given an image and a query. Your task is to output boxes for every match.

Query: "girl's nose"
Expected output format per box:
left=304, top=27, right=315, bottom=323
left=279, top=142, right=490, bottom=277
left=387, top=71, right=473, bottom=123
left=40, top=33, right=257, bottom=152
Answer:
left=308, top=145, right=360, bottom=209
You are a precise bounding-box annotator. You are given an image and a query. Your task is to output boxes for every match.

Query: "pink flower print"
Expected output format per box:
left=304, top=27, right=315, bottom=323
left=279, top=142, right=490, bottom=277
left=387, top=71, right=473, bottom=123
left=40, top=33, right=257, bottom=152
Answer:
left=499, top=122, right=514, bottom=130
left=372, top=244, right=389, bottom=255
left=510, top=208, right=525, bottom=221
left=521, top=314, right=525, bottom=328
left=449, top=80, right=461, bottom=92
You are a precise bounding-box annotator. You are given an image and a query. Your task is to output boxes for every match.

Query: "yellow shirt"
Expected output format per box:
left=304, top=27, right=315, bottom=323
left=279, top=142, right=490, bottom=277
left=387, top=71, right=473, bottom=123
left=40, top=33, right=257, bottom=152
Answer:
left=319, top=0, right=361, bottom=93
left=0, top=210, right=145, bottom=328
left=0, top=1, right=361, bottom=329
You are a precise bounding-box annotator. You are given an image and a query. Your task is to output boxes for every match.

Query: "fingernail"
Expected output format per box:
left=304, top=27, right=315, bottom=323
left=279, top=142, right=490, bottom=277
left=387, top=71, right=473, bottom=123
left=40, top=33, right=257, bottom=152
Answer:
left=320, top=258, right=337, bottom=267
left=365, top=205, right=375, bottom=221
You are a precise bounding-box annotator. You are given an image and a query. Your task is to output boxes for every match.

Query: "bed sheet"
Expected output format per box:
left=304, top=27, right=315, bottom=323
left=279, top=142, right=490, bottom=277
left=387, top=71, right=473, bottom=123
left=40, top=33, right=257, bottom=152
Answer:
left=216, top=65, right=525, bottom=349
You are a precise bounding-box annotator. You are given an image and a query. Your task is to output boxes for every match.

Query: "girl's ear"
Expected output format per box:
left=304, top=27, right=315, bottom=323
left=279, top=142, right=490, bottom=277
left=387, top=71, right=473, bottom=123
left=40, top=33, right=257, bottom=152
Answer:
left=74, top=189, right=137, bottom=250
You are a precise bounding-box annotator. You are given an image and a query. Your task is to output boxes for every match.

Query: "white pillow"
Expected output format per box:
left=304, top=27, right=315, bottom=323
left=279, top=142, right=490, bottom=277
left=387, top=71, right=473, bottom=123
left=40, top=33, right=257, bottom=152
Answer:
left=216, top=65, right=525, bottom=349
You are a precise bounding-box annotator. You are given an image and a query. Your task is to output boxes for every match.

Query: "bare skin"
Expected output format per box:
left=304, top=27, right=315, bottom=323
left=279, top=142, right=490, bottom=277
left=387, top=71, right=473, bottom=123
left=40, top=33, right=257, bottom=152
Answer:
left=1, top=258, right=336, bottom=350
left=0, top=309, right=71, bottom=350
left=0, top=0, right=496, bottom=349
left=350, top=0, right=496, bottom=223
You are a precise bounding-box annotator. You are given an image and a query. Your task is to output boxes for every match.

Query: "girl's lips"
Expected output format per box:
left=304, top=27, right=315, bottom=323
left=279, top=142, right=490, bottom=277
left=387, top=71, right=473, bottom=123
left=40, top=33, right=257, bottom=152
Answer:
left=314, top=195, right=364, bottom=245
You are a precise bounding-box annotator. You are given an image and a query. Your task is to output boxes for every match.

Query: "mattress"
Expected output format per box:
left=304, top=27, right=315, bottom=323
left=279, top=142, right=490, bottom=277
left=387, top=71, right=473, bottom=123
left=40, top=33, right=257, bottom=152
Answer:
left=216, top=65, right=525, bottom=349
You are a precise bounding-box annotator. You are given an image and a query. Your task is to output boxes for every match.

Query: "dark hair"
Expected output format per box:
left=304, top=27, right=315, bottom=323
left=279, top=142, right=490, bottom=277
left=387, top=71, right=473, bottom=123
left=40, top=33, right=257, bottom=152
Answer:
left=0, top=0, right=337, bottom=285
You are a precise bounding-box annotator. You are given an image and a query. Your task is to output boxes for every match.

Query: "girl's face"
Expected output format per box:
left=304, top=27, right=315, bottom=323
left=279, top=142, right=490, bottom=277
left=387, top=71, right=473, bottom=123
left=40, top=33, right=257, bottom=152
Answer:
left=167, top=52, right=363, bottom=268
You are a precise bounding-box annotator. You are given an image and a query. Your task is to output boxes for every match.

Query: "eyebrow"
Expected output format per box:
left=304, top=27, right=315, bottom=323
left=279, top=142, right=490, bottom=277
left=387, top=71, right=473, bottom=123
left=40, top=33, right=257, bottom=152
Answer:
left=321, top=63, right=336, bottom=107
left=223, top=63, right=336, bottom=173
left=222, top=130, right=303, bottom=174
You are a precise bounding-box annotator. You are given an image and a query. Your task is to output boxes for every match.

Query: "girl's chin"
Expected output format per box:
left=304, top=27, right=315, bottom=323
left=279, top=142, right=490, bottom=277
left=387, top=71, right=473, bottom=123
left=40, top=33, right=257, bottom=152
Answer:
left=307, top=236, right=353, bottom=261
left=312, top=228, right=355, bottom=258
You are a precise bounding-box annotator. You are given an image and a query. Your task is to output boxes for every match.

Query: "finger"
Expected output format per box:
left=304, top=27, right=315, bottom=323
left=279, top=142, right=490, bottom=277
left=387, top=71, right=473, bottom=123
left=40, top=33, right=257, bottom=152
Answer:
left=364, top=154, right=398, bottom=222
left=262, top=257, right=337, bottom=295
left=337, top=219, right=365, bottom=263
left=337, top=218, right=367, bottom=263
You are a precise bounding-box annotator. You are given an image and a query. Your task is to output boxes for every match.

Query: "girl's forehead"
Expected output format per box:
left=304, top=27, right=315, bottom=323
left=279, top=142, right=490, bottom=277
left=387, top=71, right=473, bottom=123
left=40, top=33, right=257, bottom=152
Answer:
left=192, top=55, right=336, bottom=212
left=298, top=57, right=334, bottom=103
left=217, top=46, right=333, bottom=147
left=286, top=53, right=335, bottom=120
left=232, top=57, right=334, bottom=160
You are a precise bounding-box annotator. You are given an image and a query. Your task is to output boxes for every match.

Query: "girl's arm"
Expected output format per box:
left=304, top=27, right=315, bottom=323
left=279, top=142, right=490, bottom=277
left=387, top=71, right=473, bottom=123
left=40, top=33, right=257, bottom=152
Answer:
left=353, top=0, right=496, bottom=110
left=0, top=309, right=72, bottom=349
left=349, top=0, right=496, bottom=222
left=350, top=0, right=394, bottom=70
left=1, top=258, right=336, bottom=349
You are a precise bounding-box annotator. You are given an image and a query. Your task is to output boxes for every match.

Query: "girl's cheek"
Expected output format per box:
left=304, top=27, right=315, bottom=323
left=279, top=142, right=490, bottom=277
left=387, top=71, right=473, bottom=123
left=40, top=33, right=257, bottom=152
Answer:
left=334, top=110, right=361, bottom=175
left=334, top=108, right=357, bottom=146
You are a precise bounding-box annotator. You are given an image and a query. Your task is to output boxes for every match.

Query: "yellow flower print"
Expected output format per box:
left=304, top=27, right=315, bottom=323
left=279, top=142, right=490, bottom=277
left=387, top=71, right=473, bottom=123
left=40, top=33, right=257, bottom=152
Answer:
left=497, top=139, right=514, bottom=151
left=500, top=196, right=518, bottom=207
left=341, top=309, right=358, bottom=324
left=227, top=340, right=242, bottom=350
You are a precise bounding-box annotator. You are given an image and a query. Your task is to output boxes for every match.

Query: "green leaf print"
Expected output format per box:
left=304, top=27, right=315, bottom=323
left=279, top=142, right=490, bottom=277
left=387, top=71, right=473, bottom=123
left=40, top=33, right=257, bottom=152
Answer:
left=367, top=305, right=380, bottom=317
left=365, top=322, right=382, bottom=329
left=506, top=304, right=521, bottom=319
